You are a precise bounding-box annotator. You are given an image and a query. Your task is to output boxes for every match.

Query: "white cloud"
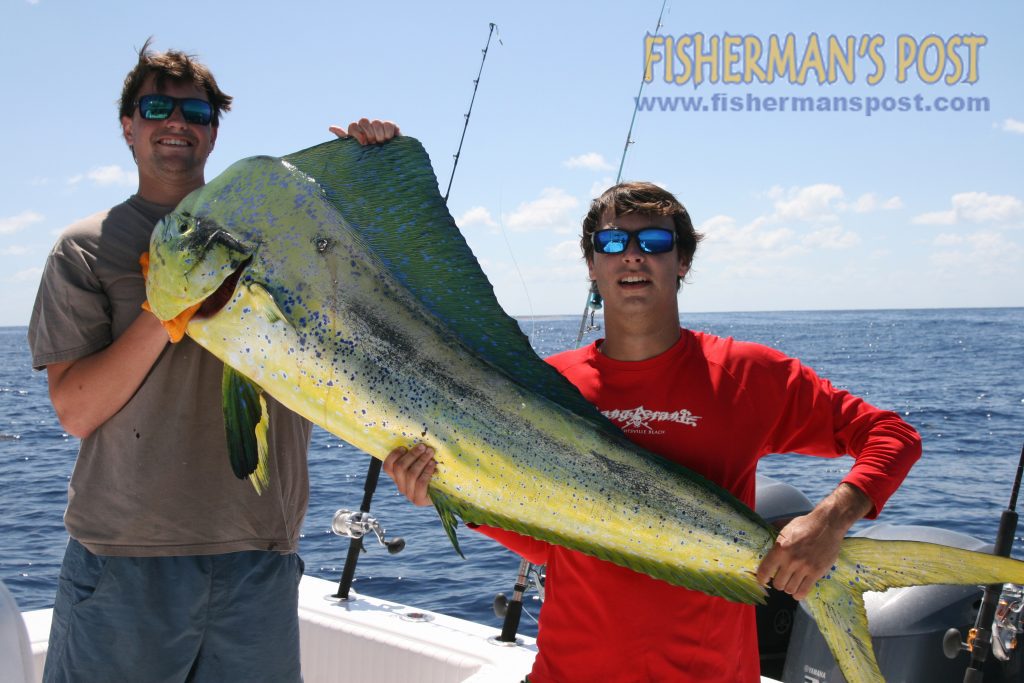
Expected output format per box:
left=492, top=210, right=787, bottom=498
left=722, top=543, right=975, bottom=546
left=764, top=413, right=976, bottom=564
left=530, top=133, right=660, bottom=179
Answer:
left=10, top=267, right=43, bottom=283
left=0, top=245, right=30, bottom=256
left=563, top=153, right=613, bottom=172
left=766, top=184, right=845, bottom=222
left=764, top=184, right=900, bottom=219
left=913, top=192, right=1024, bottom=226
left=0, top=210, right=44, bottom=235
left=804, top=226, right=861, bottom=249
left=589, top=177, right=615, bottom=199
left=699, top=214, right=800, bottom=261
left=504, top=188, right=580, bottom=234
left=68, top=164, right=136, bottom=187
left=456, top=206, right=497, bottom=229
left=999, top=118, right=1024, bottom=134
left=954, top=193, right=1024, bottom=223
left=699, top=182, right=878, bottom=263
left=545, top=239, right=583, bottom=262
left=849, top=192, right=903, bottom=213
left=913, top=210, right=956, bottom=226
left=930, top=230, right=1023, bottom=270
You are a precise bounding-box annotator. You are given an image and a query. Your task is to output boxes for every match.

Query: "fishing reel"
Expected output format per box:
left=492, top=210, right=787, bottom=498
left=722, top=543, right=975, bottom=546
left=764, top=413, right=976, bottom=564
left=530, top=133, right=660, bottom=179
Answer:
left=943, top=582, right=1024, bottom=663
left=992, top=583, right=1024, bottom=661
left=493, top=561, right=546, bottom=618
left=331, top=509, right=406, bottom=554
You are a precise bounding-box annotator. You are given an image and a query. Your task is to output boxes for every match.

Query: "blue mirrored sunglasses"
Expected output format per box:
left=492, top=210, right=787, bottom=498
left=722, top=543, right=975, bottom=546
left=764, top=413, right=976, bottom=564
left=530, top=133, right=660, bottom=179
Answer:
left=136, top=94, right=213, bottom=125
left=592, top=227, right=675, bottom=255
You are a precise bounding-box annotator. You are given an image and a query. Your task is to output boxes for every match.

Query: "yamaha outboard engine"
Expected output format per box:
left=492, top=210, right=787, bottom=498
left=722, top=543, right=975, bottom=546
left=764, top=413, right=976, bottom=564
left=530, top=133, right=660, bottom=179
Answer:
left=781, top=523, right=1023, bottom=682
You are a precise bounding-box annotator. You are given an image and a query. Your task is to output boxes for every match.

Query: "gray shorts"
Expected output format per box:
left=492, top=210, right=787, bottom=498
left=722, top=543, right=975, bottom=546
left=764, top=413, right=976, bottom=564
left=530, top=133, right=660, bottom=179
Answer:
left=43, top=538, right=304, bottom=683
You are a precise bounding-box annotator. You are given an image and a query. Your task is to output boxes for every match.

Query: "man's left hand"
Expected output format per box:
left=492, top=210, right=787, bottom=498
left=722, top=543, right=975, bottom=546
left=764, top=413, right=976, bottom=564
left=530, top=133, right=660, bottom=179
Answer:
left=330, top=118, right=401, bottom=145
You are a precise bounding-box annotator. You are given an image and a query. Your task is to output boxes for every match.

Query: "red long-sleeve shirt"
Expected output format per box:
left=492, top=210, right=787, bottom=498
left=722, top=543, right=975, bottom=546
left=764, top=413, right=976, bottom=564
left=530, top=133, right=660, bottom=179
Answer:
left=476, top=329, right=920, bottom=682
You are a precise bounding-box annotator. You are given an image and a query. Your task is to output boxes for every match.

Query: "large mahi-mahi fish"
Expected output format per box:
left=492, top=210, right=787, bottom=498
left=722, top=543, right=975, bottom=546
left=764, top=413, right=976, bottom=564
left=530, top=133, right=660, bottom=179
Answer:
left=145, top=137, right=1021, bottom=683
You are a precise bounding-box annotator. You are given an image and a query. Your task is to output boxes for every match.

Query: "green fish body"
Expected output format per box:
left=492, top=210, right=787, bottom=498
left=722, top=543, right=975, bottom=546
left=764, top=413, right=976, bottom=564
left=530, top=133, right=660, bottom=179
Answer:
left=145, top=138, right=1024, bottom=683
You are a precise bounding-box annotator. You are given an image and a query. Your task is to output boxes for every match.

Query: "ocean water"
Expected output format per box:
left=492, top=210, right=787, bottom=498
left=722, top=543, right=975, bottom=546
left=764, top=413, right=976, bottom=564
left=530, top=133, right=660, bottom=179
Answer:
left=1, top=308, right=1022, bottom=640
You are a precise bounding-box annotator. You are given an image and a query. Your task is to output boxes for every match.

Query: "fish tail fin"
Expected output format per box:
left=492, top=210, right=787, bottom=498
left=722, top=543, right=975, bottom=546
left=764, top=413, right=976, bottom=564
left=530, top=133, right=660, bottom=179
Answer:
left=806, top=537, right=1024, bottom=683
left=803, top=560, right=882, bottom=683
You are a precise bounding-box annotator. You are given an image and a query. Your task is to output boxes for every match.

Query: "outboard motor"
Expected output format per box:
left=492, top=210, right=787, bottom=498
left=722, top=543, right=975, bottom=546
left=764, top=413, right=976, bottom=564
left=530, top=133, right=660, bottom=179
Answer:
left=781, top=523, right=1022, bottom=683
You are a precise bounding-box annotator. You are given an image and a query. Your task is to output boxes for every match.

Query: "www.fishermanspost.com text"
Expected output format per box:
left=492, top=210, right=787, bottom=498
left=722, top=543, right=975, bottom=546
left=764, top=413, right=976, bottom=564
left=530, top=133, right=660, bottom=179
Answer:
left=635, top=92, right=990, bottom=117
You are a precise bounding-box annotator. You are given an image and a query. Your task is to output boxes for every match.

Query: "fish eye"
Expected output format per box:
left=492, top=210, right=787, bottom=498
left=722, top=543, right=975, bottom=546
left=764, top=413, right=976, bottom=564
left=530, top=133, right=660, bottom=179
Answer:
left=315, top=237, right=331, bottom=253
left=176, top=212, right=192, bottom=235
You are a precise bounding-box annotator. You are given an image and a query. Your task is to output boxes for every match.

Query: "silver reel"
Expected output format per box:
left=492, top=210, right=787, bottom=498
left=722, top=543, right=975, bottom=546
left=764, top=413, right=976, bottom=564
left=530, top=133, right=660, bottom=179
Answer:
left=331, top=509, right=405, bottom=554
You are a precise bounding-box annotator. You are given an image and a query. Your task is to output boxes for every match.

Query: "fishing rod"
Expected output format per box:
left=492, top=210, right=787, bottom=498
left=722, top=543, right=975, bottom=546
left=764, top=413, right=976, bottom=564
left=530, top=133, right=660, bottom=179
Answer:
left=574, top=0, right=670, bottom=348
left=959, top=442, right=1024, bottom=682
left=494, top=558, right=543, bottom=644
left=332, top=23, right=500, bottom=600
left=444, top=22, right=500, bottom=204
left=614, top=0, right=669, bottom=184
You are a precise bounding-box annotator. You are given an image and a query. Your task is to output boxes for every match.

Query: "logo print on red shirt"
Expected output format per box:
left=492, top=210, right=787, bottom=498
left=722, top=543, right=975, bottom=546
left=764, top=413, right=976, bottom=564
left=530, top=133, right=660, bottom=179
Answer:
left=601, top=405, right=701, bottom=433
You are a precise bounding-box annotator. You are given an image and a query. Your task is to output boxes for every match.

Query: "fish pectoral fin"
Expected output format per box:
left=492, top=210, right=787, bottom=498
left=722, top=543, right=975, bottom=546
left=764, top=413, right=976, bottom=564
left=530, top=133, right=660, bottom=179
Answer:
left=222, top=365, right=271, bottom=495
left=428, top=490, right=465, bottom=559
left=246, top=282, right=287, bottom=325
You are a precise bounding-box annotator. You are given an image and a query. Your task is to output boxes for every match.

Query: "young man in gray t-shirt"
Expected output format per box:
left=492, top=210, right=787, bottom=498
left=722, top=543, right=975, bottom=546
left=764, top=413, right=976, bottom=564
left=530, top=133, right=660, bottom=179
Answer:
left=29, top=39, right=398, bottom=682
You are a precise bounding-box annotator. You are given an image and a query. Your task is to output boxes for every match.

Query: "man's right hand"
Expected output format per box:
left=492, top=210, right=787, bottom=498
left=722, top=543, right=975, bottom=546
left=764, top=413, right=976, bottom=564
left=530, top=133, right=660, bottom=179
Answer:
left=382, top=444, right=436, bottom=507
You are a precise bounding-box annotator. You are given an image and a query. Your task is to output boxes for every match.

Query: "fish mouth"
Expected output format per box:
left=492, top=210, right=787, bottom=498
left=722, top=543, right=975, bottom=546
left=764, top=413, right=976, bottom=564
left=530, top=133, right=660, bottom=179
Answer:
left=195, top=256, right=253, bottom=318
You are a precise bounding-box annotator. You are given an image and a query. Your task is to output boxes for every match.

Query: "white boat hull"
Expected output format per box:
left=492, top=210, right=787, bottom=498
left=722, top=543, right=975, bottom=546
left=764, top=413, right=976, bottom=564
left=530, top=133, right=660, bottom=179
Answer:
left=14, top=575, right=538, bottom=683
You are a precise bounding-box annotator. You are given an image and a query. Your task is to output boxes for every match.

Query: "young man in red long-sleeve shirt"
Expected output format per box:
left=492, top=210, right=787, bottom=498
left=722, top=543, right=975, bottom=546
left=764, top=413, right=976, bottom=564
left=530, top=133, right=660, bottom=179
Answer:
left=384, top=182, right=921, bottom=682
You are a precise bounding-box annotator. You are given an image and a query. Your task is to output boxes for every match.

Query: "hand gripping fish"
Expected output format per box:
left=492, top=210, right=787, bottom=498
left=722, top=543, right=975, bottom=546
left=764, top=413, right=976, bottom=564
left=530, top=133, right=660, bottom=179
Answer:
left=144, top=137, right=1024, bottom=683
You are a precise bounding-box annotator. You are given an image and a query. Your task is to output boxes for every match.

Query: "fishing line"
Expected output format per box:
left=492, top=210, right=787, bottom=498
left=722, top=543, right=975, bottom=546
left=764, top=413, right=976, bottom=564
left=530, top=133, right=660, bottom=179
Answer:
left=495, top=192, right=538, bottom=345
left=574, top=0, right=670, bottom=349
left=444, top=23, right=501, bottom=204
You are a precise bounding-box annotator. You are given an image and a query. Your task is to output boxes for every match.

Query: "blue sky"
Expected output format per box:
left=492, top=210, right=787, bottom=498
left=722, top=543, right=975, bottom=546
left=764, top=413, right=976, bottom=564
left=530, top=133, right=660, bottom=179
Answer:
left=1, top=1, right=1021, bottom=327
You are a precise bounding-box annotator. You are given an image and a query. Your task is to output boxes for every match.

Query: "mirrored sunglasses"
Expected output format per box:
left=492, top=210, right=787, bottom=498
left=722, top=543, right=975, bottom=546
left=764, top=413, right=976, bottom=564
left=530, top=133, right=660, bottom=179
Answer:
left=136, top=94, right=213, bottom=125
left=592, top=227, right=675, bottom=255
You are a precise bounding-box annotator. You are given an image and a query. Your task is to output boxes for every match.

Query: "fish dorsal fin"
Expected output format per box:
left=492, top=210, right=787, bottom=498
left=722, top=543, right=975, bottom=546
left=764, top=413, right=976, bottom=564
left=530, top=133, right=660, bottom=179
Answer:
left=283, top=137, right=620, bottom=437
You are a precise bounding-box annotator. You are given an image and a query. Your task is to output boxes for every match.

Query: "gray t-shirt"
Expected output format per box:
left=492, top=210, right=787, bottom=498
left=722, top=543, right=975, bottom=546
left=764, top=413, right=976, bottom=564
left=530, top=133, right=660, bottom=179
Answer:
left=28, top=195, right=313, bottom=556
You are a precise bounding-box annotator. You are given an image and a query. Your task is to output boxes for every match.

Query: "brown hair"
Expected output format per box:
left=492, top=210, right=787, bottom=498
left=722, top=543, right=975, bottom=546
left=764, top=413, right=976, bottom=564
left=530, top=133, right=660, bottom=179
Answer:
left=580, top=182, right=703, bottom=271
left=118, top=37, right=232, bottom=126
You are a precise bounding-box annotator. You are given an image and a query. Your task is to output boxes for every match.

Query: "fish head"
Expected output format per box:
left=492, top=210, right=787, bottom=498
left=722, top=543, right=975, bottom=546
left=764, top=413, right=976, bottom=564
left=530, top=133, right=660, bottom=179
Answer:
left=145, top=155, right=341, bottom=325
left=146, top=208, right=256, bottom=321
